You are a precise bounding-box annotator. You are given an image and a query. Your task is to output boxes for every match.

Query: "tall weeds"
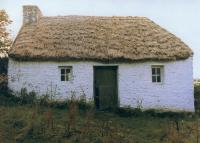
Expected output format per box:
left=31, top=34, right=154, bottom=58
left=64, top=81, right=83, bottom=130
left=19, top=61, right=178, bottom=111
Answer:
left=1, top=87, right=200, bottom=143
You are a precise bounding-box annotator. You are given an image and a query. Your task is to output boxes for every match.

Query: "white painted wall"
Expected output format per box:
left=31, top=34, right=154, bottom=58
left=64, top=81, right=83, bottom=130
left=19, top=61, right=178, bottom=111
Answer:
left=119, top=57, right=194, bottom=112
left=8, top=57, right=194, bottom=112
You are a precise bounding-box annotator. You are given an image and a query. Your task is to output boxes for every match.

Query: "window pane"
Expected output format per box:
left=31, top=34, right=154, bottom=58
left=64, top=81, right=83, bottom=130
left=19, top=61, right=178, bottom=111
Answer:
left=66, top=69, right=71, bottom=73
left=61, top=69, right=65, bottom=74
left=65, top=75, right=69, bottom=81
left=61, top=75, right=65, bottom=81
left=157, top=68, right=161, bottom=75
left=152, top=76, right=157, bottom=82
left=152, top=66, right=163, bottom=83
left=157, top=76, right=161, bottom=82
left=68, top=73, right=72, bottom=80
left=152, top=68, right=156, bottom=75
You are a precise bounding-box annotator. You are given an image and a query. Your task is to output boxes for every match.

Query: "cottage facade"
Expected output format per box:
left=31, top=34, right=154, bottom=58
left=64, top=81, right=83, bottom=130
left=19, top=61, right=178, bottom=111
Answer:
left=8, top=5, right=194, bottom=112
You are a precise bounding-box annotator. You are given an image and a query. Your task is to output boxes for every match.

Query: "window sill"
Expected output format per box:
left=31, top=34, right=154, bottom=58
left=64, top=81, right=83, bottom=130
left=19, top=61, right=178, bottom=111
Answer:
left=152, top=82, right=164, bottom=85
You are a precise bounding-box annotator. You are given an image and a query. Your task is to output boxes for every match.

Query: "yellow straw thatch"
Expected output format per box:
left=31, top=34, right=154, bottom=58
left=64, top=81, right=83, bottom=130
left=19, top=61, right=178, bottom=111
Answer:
left=9, top=16, right=193, bottom=62
left=0, top=48, right=8, bottom=59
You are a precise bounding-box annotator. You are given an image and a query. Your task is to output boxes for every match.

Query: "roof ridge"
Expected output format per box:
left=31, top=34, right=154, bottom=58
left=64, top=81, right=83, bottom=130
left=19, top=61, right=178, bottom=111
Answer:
left=41, top=15, right=148, bottom=19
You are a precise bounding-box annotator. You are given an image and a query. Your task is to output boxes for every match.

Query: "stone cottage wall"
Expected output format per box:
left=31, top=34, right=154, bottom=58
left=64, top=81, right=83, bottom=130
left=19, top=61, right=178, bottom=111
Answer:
left=8, top=57, right=194, bottom=112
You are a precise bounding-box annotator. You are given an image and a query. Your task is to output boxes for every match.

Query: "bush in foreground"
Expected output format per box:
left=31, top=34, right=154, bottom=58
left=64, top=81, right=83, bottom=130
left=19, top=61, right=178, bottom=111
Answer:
left=195, top=82, right=200, bottom=113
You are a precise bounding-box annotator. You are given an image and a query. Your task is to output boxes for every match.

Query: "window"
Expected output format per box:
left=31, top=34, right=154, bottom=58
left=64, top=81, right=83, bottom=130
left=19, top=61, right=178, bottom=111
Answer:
left=60, top=66, right=72, bottom=81
left=152, top=66, right=163, bottom=83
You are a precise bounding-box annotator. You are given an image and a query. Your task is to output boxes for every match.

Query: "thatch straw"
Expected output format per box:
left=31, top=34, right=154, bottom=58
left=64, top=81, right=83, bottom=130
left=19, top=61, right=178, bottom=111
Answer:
left=9, top=16, right=193, bottom=62
left=0, top=48, right=8, bottom=59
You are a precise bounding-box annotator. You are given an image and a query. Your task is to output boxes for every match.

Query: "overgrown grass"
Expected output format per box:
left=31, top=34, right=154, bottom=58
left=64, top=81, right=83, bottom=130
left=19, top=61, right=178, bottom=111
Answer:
left=0, top=86, right=199, bottom=143
left=0, top=104, right=199, bottom=143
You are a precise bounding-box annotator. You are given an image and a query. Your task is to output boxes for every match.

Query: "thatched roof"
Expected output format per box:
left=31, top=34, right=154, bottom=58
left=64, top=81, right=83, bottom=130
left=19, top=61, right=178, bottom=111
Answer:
left=10, top=16, right=192, bottom=62
left=0, top=48, right=8, bottom=59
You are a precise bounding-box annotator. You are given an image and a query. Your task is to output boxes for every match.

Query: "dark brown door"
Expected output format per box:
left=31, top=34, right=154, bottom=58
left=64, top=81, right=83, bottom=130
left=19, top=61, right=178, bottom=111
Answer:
left=94, top=66, right=118, bottom=110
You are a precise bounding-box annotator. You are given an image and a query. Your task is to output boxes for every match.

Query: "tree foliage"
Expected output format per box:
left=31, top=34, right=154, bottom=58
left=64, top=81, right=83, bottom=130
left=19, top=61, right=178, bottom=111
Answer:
left=0, top=9, right=12, bottom=50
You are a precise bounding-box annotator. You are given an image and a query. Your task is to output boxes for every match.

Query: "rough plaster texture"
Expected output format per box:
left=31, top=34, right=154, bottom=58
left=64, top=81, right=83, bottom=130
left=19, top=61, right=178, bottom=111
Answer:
left=8, top=57, right=194, bottom=112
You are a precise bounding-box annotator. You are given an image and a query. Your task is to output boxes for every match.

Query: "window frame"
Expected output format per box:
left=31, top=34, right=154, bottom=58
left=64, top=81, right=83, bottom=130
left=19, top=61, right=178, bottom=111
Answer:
left=59, top=66, right=73, bottom=81
left=151, top=65, right=164, bottom=83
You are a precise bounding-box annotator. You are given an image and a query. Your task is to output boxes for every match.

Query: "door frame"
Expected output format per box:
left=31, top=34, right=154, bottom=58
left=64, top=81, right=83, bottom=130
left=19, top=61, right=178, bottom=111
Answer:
left=93, top=66, right=119, bottom=109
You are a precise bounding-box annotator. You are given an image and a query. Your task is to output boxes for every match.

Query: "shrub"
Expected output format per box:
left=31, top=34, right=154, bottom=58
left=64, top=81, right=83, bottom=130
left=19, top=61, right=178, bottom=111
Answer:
left=116, top=106, right=142, bottom=117
left=116, top=106, right=193, bottom=119
left=0, top=58, right=8, bottom=74
left=38, top=94, right=50, bottom=107
left=50, top=101, right=68, bottom=109
left=155, top=111, right=189, bottom=119
left=19, top=88, right=37, bottom=105
left=194, top=83, right=200, bottom=113
left=143, top=109, right=157, bottom=116
left=78, top=94, right=87, bottom=110
left=0, top=74, right=8, bottom=94
left=0, top=89, right=20, bottom=106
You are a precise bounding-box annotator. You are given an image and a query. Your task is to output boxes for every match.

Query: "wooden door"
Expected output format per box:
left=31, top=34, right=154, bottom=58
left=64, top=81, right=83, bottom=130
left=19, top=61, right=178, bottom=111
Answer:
left=94, top=66, right=118, bottom=110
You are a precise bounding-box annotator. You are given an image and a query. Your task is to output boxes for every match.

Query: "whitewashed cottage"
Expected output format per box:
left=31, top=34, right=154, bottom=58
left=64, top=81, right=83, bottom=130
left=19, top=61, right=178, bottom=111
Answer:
left=8, top=5, right=194, bottom=111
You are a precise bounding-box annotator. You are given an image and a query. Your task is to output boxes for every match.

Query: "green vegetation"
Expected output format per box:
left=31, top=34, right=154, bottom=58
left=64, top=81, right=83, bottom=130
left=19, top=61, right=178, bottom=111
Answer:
left=195, top=82, right=200, bottom=113
left=0, top=104, right=198, bottom=143
left=0, top=84, right=199, bottom=143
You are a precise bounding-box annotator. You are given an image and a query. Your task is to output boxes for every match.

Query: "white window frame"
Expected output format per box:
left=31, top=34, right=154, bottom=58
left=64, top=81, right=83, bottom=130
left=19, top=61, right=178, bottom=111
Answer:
left=151, top=65, right=164, bottom=83
left=59, top=66, right=73, bottom=81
